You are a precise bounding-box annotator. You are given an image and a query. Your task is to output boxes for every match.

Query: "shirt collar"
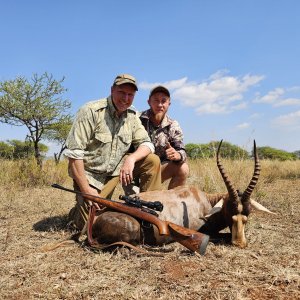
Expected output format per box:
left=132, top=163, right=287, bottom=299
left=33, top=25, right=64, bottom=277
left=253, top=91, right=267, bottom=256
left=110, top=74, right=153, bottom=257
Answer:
left=141, top=109, right=171, bottom=128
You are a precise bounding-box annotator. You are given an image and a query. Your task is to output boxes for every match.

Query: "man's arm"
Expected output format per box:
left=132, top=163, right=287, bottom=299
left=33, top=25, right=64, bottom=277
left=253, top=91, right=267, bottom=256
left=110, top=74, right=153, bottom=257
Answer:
left=119, top=113, right=155, bottom=185
left=165, top=142, right=183, bottom=162
left=68, top=158, right=100, bottom=207
left=166, top=120, right=187, bottom=163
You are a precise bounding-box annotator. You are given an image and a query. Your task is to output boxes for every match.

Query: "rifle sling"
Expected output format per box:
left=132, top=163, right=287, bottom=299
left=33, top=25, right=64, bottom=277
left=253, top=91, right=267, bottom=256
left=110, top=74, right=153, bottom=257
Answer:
left=140, top=221, right=157, bottom=245
left=86, top=205, right=164, bottom=257
left=87, top=205, right=99, bottom=247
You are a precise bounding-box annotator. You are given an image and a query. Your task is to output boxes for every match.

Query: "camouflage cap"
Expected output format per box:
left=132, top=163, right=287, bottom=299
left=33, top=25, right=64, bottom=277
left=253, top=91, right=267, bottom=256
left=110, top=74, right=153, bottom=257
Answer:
left=149, top=85, right=170, bottom=98
left=113, top=74, right=138, bottom=91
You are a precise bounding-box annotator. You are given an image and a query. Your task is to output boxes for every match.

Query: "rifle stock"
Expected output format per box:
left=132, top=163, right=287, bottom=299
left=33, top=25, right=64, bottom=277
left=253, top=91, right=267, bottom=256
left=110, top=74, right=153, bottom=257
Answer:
left=52, top=184, right=209, bottom=255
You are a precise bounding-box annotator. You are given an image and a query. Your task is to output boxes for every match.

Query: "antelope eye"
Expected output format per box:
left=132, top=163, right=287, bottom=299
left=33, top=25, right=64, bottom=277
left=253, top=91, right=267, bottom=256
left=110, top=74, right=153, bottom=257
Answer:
left=242, top=216, right=248, bottom=223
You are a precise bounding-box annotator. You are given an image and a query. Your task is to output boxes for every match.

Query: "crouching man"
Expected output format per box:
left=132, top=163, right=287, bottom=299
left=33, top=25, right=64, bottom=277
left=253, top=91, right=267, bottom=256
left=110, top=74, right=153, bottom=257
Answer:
left=64, top=74, right=162, bottom=231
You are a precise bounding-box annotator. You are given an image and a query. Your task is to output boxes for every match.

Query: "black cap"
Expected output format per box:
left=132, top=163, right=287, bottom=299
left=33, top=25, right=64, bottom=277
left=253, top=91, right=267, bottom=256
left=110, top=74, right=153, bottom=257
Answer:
left=149, top=85, right=170, bottom=98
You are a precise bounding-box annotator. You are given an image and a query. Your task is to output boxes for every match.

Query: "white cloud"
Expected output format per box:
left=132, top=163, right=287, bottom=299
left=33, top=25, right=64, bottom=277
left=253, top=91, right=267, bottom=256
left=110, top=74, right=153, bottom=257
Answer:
left=274, top=98, right=300, bottom=107
left=254, top=88, right=284, bottom=104
left=140, top=71, right=265, bottom=115
left=287, top=86, right=300, bottom=92
left=236, top=122, right=251, bottom=129
left=195, top=102, right=227, bottom=114
left=272, top=110, right=300, bottom=127
left=232, top=102, right=248, bottom=110
left=139, top=78, right=187, bottom=90
left=249, top=112, right=263, bottom=119
left=254, top=87, right=300, bottom=107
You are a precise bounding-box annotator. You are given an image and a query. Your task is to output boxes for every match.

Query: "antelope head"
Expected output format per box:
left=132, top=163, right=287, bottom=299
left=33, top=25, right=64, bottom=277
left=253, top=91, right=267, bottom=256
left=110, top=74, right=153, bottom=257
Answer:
left=217, top=140, right=260, bottom=248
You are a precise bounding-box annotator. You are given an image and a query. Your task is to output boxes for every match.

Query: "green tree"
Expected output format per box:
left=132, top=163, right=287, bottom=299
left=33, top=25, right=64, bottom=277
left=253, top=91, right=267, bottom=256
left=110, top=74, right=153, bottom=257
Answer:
left=9, top=139, right=48, bottom=159
left=0, top=140, right=48, bottom=159
left=257, top=146, right=298, bottom=161
left=0, top=73, right=71, bottom=166
left=44, top=116, right=73, bottom=164
left=186, top=141, right=249, bottom=159
left=185, top=143, right=202, bottom=159
left=293, top=150, right=300, bottom=159
left=210, top=141, right=249, bottom=159
left=0, top=141, right=14, bottom=159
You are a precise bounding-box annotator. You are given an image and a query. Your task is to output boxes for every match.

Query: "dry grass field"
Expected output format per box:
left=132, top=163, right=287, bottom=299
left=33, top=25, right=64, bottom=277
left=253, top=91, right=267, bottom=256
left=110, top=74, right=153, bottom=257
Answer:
left=0, top=158, right=299, bottom=299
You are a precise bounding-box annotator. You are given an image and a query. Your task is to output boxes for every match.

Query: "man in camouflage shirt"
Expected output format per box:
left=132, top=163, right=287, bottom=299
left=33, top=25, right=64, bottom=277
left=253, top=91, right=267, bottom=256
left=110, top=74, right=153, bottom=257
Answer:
left=64, top=74, right=162, bottom=230
left=140, top=85, right=189, bottom=189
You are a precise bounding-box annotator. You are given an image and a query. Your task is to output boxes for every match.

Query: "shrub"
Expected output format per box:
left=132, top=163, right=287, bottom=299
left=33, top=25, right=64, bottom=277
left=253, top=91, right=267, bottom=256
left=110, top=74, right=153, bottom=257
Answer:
left=186, top=141, right=249, bottom=160
left=0, top=141, right=14, bottom=158
left=257, top=146, right=298, bottom=161
left=0, top=139, right=48, bottom=160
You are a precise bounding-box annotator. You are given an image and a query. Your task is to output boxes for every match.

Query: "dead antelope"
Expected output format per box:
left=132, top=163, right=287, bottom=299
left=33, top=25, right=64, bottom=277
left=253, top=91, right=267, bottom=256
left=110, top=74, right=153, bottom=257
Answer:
left=92, top=140, right=273, bottom=249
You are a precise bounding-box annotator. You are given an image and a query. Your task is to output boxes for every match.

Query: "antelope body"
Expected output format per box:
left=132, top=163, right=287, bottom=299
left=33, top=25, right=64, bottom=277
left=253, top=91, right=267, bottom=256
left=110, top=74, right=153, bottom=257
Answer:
left=93, top=140, right=273, bottom=249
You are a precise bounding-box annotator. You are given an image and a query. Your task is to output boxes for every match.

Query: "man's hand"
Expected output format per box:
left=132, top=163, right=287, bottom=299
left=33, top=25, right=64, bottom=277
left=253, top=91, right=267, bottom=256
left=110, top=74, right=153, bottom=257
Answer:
left=120, top=155, right=136, bottom=186
left=165, top=142, right=181, bottom=161
left=81, top=186, right=102, bottom=210
left=68, top=159, right=102, bottom=210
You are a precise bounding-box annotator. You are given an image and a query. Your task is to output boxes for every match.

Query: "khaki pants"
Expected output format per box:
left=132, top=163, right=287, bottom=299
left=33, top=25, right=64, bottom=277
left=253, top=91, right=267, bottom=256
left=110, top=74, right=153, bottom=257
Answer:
left=68, top=153, right=161, bottom=230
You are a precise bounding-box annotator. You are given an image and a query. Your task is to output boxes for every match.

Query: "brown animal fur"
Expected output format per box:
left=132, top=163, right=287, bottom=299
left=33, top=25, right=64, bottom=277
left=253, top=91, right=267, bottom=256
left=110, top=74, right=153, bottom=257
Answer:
left=92, top=140, right=272, bottom=249
left=92, top=211, right=141, bottom=245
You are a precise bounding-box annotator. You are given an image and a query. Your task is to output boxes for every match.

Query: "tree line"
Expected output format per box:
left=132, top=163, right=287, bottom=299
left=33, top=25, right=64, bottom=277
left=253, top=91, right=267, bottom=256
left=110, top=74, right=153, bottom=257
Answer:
left=1, top=73, right=299, bottom=164
left=1, top=139, right=298, bottom=162
left=185, top=142, right=299, bottom=161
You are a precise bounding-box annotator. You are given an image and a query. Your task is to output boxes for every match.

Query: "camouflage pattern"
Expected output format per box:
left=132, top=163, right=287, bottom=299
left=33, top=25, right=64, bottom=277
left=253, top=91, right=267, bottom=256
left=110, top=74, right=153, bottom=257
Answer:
left=65, top=97, right=154, bottom=190
left=140, top=109, right=187, bottom=163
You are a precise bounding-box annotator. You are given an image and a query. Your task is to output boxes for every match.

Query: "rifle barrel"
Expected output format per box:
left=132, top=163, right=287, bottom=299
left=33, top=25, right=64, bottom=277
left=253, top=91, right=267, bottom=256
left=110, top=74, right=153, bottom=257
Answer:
left=51, top=183, right=210, bottom=255
left=52, top=183, right=170, bottom=235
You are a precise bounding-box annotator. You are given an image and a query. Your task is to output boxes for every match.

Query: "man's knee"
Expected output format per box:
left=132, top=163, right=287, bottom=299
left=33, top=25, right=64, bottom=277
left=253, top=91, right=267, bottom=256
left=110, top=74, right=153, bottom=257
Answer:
left=164, top=161, right=189, bottom=178
left=68, top=205, right=87, bottom=231
left=137, top=153, right=162, bottom=191
left=179, top=162, right=189, bottom=178
left=144, top=153, right=160, bottom=169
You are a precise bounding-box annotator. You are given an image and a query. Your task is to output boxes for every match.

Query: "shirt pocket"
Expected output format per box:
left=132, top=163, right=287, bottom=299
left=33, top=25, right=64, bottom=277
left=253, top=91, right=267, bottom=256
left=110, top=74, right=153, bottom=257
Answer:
left=118, top=134, right=132, bottom=145
left=94, top=132, right=112, bottom=144
left=84, top=132, right=113, bottom=170
left=118, top=134, right=132, bottom=153
left=88, top=132, right=112, bottom=153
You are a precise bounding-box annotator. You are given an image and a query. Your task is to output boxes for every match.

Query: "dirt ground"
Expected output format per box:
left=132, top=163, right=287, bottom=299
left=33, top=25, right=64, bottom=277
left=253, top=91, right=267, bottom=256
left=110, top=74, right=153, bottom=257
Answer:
left=0, top=178, right=299, bottom=299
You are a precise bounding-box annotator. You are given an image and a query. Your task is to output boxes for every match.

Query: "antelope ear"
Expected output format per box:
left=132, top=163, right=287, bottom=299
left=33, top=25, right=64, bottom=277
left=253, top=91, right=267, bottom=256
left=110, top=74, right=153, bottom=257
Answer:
left=204, top=198, right=224, bottom=218
left=214, top=198, right=224, bottom=208
left=250, top=198, right=276, bottom=214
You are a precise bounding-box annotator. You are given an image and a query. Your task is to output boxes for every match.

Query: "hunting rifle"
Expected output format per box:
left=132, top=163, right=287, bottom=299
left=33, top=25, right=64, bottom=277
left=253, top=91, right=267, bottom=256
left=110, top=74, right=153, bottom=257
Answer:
left=52, top=183, right=210, bottom=255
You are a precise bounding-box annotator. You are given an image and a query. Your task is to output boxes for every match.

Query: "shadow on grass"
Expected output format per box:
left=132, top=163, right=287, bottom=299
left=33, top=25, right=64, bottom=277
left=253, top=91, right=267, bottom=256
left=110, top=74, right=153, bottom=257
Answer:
left=208, top=232, right=232, bottom=245
left=33, top=215, right=69, bottom=232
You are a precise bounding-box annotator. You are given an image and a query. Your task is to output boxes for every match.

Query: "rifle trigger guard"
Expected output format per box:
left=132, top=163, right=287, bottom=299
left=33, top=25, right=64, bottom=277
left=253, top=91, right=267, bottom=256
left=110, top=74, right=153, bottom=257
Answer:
left=141, top=220, right=152, bottom=229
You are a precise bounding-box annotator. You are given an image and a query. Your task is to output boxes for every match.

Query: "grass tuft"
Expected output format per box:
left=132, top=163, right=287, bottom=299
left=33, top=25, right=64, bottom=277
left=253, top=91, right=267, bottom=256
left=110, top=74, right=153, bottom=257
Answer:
left=0, top=158, right=70, bottom=187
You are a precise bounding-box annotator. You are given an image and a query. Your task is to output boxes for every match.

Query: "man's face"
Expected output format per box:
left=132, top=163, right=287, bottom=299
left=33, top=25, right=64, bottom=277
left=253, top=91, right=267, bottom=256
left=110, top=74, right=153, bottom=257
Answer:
left=148, top=92, right=171, bottom=116
left=111, top=84, right=136, bottom=115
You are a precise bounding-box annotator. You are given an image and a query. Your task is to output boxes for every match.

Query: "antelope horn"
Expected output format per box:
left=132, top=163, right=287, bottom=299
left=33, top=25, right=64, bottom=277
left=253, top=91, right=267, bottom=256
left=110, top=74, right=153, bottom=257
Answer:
left=250, top=198, right=276, bottom=214
left=204, top=198, right=224, bottom=218
left=217, top=139, right=239, bottom=203
left=241, top=140, right=261, bottom=204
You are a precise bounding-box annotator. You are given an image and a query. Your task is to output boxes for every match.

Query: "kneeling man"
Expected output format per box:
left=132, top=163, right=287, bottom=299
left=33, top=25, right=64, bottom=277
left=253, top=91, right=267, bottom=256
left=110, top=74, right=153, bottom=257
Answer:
left=140, top=85, right=189, bottom=189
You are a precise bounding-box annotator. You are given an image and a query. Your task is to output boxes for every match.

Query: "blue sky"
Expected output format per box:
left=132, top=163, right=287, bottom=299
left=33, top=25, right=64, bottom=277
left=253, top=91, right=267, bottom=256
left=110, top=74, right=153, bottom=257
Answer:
left=1, top=0, right=300, bottom=155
